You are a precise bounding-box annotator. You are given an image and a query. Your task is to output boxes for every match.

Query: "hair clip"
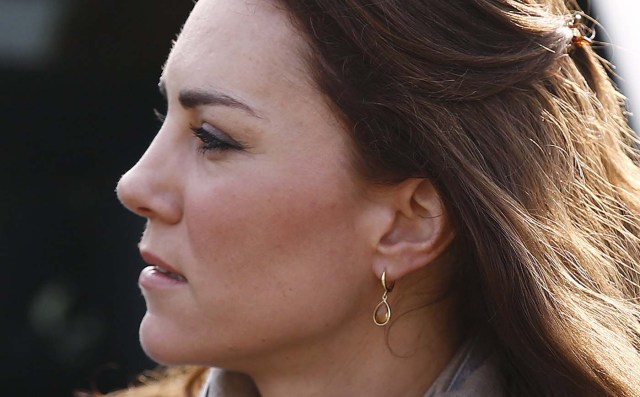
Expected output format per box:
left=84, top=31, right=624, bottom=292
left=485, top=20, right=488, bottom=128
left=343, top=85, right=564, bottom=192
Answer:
left=567, top=12, right=596, bottom=51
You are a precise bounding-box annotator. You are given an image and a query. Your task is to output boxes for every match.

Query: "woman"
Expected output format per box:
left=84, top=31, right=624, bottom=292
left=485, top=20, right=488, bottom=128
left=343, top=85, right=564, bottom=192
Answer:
left=109, top=0, right=640, bottom=395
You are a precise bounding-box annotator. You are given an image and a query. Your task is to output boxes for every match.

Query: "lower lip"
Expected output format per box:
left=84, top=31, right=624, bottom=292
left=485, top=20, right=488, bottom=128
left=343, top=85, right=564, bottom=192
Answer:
left=138, top=266, right=188, bottom=289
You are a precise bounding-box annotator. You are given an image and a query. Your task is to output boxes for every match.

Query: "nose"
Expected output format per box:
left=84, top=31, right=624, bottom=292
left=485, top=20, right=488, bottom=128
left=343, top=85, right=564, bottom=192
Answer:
left=116, top=131, right=183, bottom=224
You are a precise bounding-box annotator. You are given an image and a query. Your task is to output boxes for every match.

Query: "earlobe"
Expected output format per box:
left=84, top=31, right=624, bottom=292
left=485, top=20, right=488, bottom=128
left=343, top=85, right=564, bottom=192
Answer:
left=372, top=179, right=455, bottom=282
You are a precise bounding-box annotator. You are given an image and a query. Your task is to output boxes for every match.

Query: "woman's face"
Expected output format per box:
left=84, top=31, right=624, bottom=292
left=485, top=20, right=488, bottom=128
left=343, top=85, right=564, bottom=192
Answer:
left=117, top=0, right=382, bottom=368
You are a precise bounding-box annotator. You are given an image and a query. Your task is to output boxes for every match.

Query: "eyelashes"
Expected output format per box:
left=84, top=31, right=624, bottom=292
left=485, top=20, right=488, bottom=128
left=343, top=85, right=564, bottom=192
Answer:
left=190, top=124, right=243, bottom=153
left=153, top=109, right=245, bottom=154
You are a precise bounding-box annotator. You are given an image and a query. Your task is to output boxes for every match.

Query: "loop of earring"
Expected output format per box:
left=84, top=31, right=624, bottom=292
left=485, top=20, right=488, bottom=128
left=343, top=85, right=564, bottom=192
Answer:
left=373, top=271, right=395, bottom=326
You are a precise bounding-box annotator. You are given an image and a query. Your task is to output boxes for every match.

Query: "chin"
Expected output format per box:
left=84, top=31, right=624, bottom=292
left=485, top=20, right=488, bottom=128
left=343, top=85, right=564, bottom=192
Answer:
left=139, top=312, right=200, bottom=365
left=138, top=311, right=240, bottom=367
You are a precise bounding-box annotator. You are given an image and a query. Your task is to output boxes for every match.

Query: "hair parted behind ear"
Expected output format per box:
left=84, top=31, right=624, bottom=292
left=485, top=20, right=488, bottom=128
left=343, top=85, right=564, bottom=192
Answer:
left=280, top=0, right=640, bottom=395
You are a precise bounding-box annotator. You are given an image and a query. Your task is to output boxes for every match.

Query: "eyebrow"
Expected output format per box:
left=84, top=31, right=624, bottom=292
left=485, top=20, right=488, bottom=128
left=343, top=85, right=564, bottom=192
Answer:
left=158, top=81, right=262, bottom=118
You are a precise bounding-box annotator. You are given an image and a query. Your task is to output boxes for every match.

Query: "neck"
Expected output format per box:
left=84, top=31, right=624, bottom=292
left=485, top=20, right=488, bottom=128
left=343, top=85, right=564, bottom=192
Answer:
left=242, top=291, right=463, bottom=397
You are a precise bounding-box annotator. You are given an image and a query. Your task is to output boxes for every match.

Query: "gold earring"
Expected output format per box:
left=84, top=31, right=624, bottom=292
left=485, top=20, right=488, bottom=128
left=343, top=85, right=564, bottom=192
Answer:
left=373, top=271, right=394, bottom=326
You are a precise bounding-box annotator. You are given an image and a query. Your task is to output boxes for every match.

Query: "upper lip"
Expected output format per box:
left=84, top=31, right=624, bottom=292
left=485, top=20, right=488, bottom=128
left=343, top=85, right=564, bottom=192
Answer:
left=140, top=250, right=186, bottom=278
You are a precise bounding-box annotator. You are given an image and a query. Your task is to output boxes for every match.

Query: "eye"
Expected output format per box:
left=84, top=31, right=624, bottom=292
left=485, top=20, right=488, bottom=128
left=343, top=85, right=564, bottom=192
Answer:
left=190, top=122, right=244, bottom=153
left=152, top=109, right=244, bottom=154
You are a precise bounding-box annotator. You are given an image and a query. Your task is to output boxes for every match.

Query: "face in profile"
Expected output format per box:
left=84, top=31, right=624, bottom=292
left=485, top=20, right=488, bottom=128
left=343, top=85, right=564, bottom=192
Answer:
left=116, top=0, right=385, bottom=370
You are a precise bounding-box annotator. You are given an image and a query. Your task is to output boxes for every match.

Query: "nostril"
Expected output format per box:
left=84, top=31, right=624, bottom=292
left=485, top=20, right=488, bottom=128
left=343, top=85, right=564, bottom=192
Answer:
left=117, top=180, right=153, bottom=218
left=137, top=206, right=155, bottom=217
left=116, top=171, right=148, bottom=216
left=115, top=166, right=182, bottom=224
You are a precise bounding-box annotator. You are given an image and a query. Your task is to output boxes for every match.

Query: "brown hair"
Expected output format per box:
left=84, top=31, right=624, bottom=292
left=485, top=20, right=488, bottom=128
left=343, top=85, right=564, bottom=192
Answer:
left=279, top=0, right=640, bottom=395
left=95, top=0, right=640, bottom=396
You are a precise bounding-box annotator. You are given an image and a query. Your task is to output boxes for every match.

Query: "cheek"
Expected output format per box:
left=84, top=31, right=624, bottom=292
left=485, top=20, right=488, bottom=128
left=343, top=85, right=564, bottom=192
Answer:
left=186, top=170, right=362, bottom=282
left=180, top=166, right=371, bottom=347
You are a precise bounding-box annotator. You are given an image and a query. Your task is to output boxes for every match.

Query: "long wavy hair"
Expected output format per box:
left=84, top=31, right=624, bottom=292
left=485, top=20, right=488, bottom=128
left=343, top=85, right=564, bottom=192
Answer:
left=89, top=0, right=640, bottom=396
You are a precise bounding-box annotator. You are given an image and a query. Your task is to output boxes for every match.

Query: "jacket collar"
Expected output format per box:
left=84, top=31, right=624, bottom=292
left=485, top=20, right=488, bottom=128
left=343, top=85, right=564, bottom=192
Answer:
left=422, top=332, right=505, bottom=396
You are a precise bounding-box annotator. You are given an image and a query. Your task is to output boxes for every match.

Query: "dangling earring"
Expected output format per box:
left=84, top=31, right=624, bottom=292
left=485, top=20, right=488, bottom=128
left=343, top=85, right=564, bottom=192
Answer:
left=373, top=271, right=394, bottom=326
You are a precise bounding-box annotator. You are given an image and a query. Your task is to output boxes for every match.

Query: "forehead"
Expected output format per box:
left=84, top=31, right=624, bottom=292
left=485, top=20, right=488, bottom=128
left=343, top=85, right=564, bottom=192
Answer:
left=162, top=0, right=310, bottom=98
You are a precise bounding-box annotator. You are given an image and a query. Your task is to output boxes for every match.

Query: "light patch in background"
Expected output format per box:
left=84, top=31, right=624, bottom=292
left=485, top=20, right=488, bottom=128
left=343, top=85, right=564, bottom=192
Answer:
left=28, top=279, right=105, bottom=364
left=594, top=0, right=640, bottom=129
left=0, top=0, right=70, bottom=69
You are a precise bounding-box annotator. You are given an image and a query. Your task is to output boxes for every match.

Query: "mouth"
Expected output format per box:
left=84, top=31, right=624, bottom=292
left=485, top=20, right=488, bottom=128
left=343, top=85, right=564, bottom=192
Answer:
left=140, top=250, right=188, bottom=283
left=152, top=265, right=188, bottom=282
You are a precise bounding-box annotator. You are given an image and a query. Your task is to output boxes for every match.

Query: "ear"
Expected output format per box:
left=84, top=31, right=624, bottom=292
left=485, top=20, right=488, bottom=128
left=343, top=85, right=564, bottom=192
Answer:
left=372, top=179, right=455, bottom=282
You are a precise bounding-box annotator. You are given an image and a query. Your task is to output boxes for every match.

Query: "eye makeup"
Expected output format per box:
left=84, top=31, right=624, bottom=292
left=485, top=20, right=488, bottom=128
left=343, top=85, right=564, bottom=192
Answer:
left=189, top=122, right=245, bottom=153
left=154, top=109, right=245, bottom=154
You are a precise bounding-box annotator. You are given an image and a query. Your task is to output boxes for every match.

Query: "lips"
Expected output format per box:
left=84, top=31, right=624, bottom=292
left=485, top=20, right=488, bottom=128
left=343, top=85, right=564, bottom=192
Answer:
left=140, top=251, right=188, bottom=282
left=153, top=266, right=187, bottom=282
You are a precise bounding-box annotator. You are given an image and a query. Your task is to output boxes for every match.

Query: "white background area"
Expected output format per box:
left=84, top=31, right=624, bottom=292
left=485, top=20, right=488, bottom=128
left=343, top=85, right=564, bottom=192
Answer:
left=594, top=0, right=640, bottom=129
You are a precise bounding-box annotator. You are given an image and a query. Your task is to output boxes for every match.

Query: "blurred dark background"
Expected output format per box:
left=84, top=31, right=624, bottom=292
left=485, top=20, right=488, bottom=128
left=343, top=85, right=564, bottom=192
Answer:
left=0, top=0, right=636, bottom=396
left=1, top=1, right=193, bottom=395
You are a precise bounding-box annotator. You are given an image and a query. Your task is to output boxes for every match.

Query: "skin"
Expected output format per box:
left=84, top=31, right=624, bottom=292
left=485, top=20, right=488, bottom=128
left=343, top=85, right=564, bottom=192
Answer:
left=116, top=1, right=462, bottom=396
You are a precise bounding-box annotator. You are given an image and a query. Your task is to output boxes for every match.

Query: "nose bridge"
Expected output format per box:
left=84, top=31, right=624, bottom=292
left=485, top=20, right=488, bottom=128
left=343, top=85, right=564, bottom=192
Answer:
left=116, top=127, right=183, bottom=223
